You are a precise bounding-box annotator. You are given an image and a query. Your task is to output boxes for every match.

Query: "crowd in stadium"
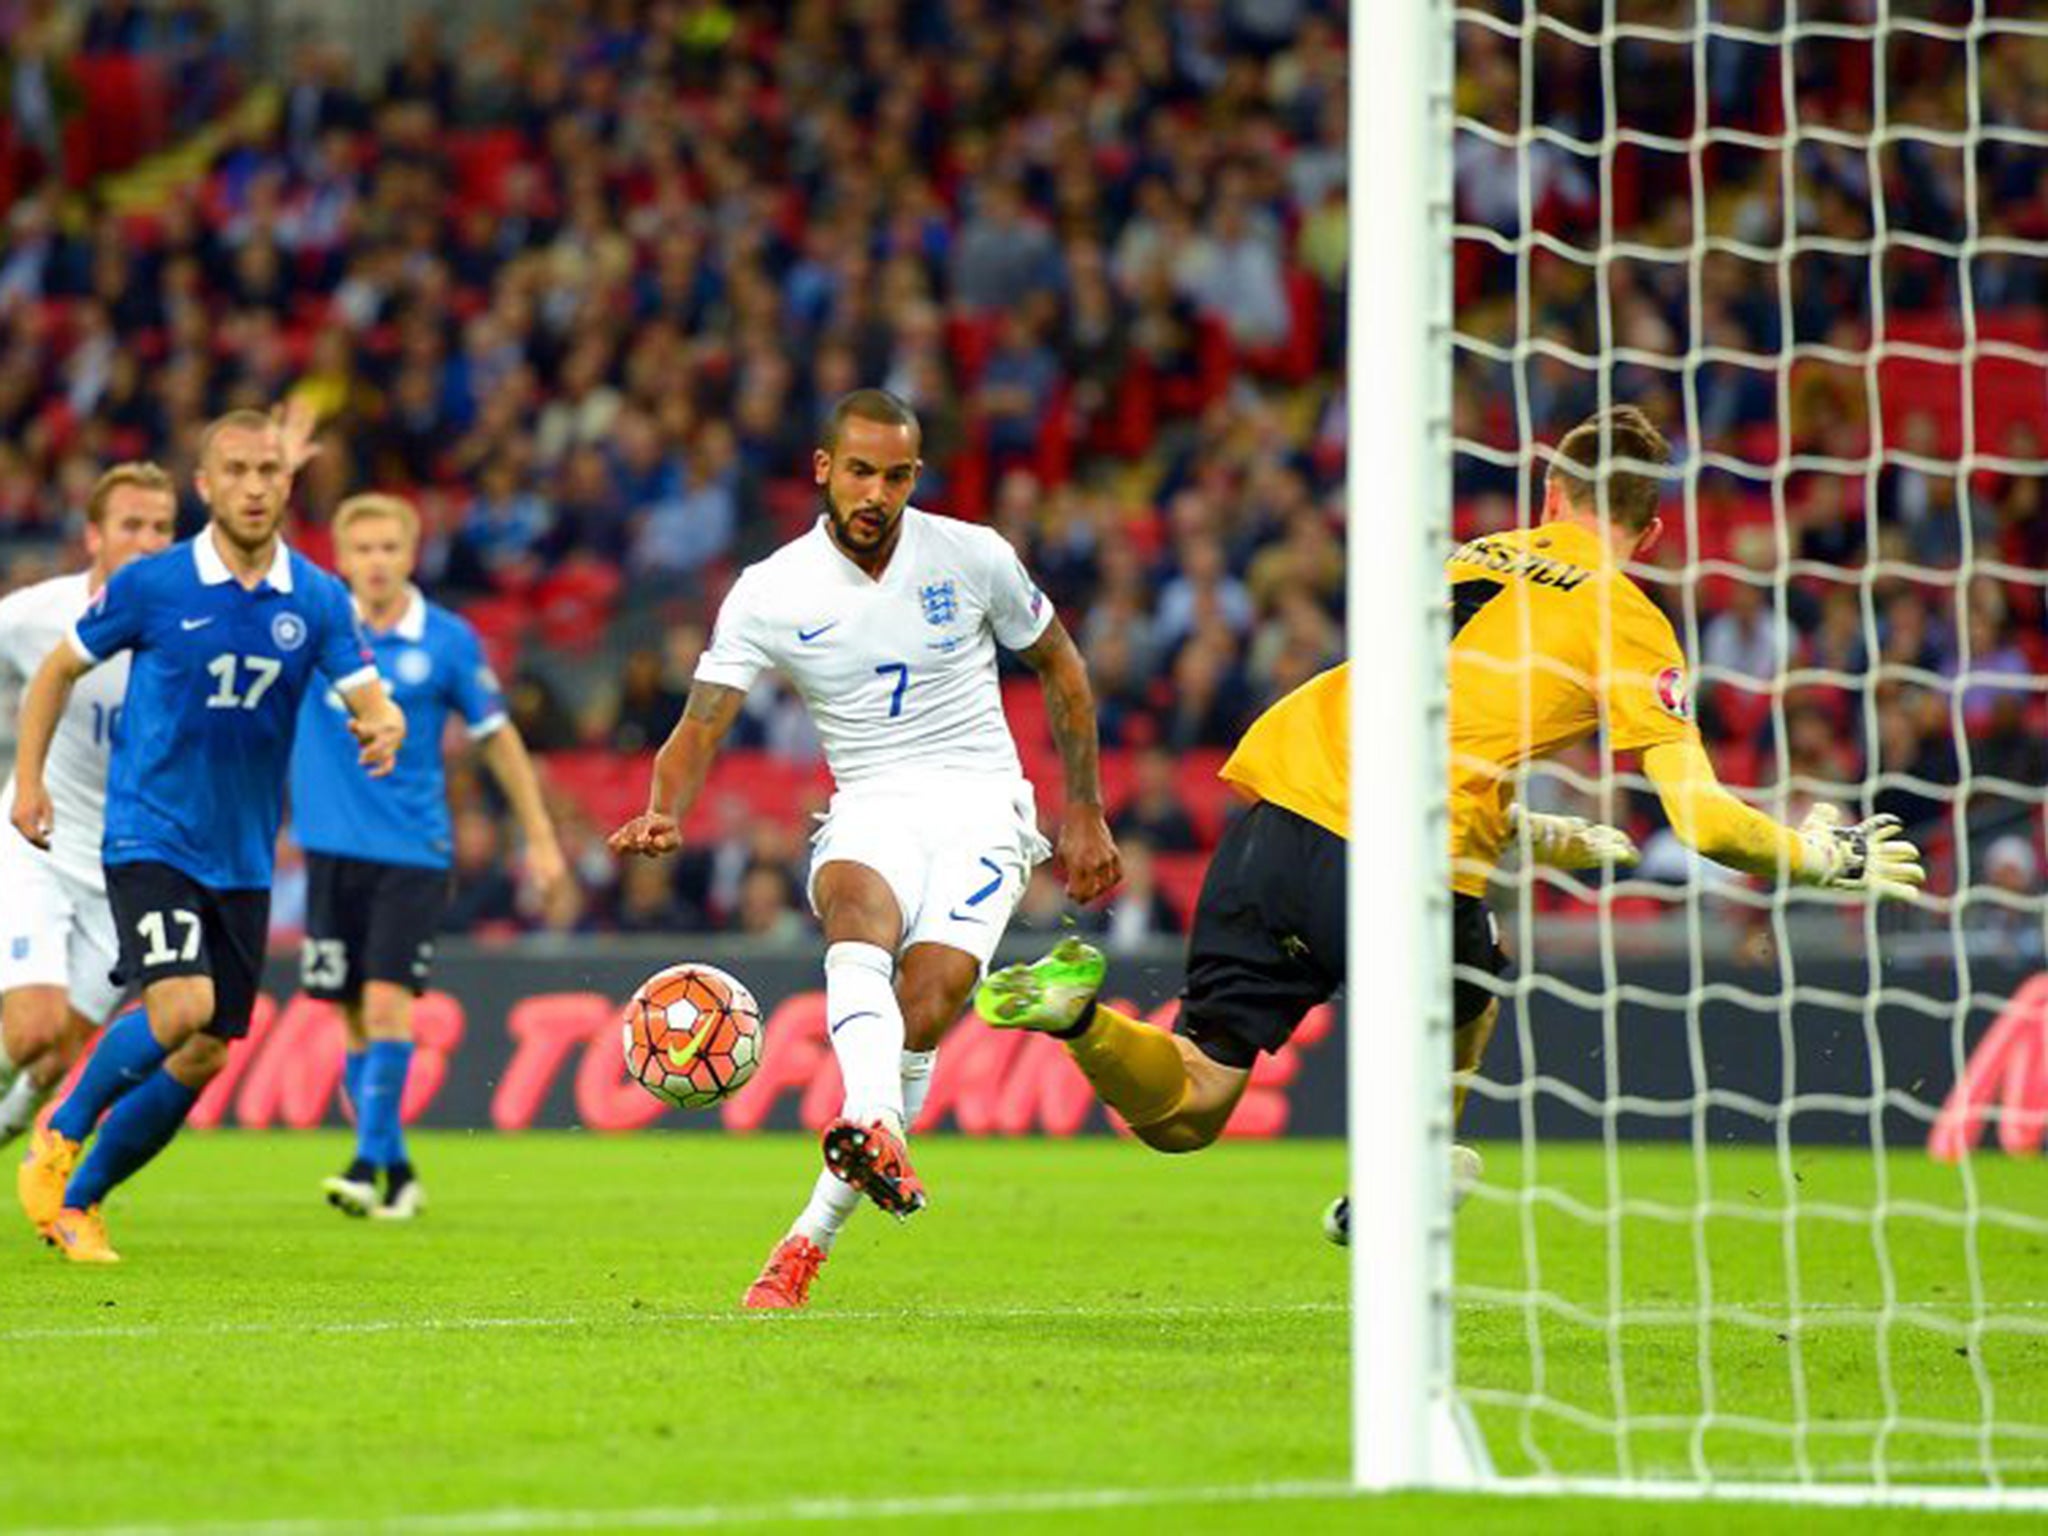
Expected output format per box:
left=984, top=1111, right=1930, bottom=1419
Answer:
left=0, top=0, right=2039, bottom=941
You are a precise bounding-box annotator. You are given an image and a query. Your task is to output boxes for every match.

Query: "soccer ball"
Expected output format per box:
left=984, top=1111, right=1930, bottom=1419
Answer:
left=622, top=962, right=764, bottom=1110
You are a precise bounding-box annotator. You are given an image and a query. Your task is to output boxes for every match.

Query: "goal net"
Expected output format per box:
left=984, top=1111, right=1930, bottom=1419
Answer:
left=1366, top=0, right=2048, bottom=1506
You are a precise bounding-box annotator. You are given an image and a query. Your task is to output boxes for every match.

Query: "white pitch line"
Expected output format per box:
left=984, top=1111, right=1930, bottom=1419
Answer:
left=7, top=1478, right=1357, bottom=1536
left=14, top=1295, right=2046, bottom=1345
left=0, top=1298, right=1347, bottom=1345
left=1455, top=1296, right=2048, bottom=1315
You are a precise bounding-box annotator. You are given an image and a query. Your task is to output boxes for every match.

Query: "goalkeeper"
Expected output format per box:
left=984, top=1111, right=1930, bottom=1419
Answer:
left=977, top=405, right=1924, bottom=1173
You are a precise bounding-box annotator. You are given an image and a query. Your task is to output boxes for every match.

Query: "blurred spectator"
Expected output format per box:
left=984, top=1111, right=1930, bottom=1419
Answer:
left=734, top=863, right=807, bottom=943
left=1010, top=863, right=1106, bottom=937
left=1702, top=578, right=1781, bottom=688
left=1967, top=836, right=2044, bottom=960
left=950, top=181, right=1060, bottom=312
left=444, top=810, right=520, bottom=932
left=1112, top=747, right=1204, bottom=853
left=607, top=646, right=686, bottom=753
left=506, top=672, right=580, bottom=753
left=613, top=854, right=698, bottom=934
left=1099, top=839, right=1185, bottom=952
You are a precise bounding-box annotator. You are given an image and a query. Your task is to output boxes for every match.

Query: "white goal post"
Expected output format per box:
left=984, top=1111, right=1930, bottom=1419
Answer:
left=1349, top=0, right=2048, bottom=1510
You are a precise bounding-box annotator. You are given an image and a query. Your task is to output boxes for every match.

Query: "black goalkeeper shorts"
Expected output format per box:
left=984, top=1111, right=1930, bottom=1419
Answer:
left=1176, top=803, right=1514, bottom=1069
left=1179, top=801, right=1346, bottom=1070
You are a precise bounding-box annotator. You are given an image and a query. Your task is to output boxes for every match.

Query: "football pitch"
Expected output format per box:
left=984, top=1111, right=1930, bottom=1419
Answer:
left=1, top=1133, right=2042, bottom=1535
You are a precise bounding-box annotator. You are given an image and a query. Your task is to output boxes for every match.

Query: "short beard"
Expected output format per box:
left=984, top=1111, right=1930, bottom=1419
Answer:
left=823, top=489, right=891, bottom=554
left=215, top=507, right=285, bottom=554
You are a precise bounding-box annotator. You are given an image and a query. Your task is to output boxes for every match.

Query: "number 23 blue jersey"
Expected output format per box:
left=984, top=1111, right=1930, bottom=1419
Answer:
left=290, top=587, right=506, bottom=870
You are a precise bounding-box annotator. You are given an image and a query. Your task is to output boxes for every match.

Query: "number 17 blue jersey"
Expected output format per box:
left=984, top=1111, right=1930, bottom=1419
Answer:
left=71, top=532, right=374, bottom=892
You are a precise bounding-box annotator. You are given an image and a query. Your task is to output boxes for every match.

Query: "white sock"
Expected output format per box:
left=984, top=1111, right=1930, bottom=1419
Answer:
left=0, top=1071, right=49, bottom=1145
left=824, top=941, right=905, bottom=1131
left=792, top=1047, right=941, bottom=1253
left=901, top=1047, right=937, bottom=1130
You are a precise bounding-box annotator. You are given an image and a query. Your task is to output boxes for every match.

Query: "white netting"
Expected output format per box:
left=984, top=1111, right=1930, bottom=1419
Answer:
left=1447, top=0, right=2048, bottom=1498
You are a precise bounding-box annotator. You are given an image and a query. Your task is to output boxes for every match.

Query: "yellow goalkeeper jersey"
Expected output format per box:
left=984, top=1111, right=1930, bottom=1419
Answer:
left=1448, top=520, right=1699, bottom=895
left=1219, top=663, right=1349, bottom=841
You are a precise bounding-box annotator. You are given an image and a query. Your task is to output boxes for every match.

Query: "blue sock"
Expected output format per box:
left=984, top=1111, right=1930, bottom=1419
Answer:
left=360, top=1041, right=415, bottom=1169
left=342, top=1049, right=370, bottom=1161
left=49, top=1010, right=166, bottom=1144
left=63, top=1068, right=197, bottom=1209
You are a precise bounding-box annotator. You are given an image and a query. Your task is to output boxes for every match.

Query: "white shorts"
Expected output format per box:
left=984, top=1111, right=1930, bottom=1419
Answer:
left=0, top=836, right=124, bottom=1026
left=807, top=778, right=1052, bottom=971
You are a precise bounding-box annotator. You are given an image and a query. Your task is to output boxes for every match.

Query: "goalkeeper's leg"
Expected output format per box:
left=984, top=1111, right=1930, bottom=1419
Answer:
left=978, top=801, right=1340, bottom=1152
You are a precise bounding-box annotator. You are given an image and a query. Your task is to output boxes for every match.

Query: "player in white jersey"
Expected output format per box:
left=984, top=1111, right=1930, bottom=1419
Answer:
left=0, top=464, right=179, bottom=1143
left=609, top=389, right=1121, bottom=1309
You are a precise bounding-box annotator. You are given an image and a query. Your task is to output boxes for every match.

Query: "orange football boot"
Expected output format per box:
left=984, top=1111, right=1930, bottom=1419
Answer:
left=47, top=1205, right=120, bottom=1264
left=18, top=1126, right=82, bottom=1232
left=742, top=1233, right=828, bottom=1310
left=821, top=1117, right=928, bottom=1218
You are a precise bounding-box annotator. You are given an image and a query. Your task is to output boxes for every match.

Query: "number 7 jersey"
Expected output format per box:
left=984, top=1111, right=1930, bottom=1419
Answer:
left=694, top=508, right=1054, bottom=792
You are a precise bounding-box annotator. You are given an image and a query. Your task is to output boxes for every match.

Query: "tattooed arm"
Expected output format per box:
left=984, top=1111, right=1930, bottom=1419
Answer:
left=1017, top=617, right=1122, bottom=903
left=606, top=681, right=747, bottom=857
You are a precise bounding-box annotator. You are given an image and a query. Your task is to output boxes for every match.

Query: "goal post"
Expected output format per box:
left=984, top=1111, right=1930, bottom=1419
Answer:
left=1347, top=0, right=1479, bottom=1492
left=1352, top=0, right=2048, bottom=1510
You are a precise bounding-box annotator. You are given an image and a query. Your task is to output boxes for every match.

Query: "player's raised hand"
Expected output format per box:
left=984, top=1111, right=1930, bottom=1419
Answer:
left=272, top=395, right=323, bottom=478
left=1057, top=808, right=1121, bottom=904
left=1797, top=803, right=1925, bottom=900
left=1508, top=803, right=1641, bottom=871
left=350, top=712, right=405, bottom=777
left=10, top=779, right=54, bottom=850
left=608, top=810, right=682, bottom=858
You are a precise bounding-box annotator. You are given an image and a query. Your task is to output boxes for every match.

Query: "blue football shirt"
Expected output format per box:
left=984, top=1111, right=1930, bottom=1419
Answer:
left=71, top=532, right=376, bottom=891
left=291, top=587, right=506, bottom=870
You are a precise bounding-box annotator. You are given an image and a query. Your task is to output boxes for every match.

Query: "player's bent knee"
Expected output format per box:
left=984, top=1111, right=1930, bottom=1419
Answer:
left=358, top=982, right=414, bottom=1042
left=1, top=986, right=69, bottom=1059
left=1131, top=1115, right=1224, bottom=1155
left=143, top=977, right=216, bottom=1044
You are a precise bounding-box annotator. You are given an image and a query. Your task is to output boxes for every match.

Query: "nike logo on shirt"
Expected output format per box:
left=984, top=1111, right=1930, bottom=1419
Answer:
left=180, top=617, right=214, bottom=631
left=797, top=622, right=839, bottom=642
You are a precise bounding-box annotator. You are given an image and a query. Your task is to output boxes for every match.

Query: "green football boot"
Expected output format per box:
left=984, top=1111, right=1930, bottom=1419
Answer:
left=975, top=937, right=1108, bottom=1033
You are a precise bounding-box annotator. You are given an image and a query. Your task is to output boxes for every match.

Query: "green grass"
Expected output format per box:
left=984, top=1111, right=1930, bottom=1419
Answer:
left=0, top=1133, right=2043, bottom=1534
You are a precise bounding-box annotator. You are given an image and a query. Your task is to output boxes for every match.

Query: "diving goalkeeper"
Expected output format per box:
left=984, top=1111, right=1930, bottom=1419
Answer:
left=977, top=405, right=1924, bottom=1175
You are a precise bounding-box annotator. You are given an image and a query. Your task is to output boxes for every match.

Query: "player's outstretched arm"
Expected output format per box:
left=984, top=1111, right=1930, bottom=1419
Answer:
left=608, top=681, right=745, bottom=858
left=1016, top=617, right=1121, bottom=903
left=1642, top=738, right=1924, bottom=898
left=479, top=723, right=568, bottom=900
left=10, top=643, right=95, bottom=849
left=342, top=678, right=407, bottom=777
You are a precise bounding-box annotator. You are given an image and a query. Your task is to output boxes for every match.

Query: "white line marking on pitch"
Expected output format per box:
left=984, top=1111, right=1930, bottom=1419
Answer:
left=9, top=1478, right=1357, bottom=1536
left=0, top=1298, right=1347, bottom=1345
left=14, top=1295, right=2047, bottom=1346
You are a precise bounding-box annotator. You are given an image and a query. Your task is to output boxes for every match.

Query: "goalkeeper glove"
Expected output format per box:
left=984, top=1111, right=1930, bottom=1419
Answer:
left=1795, top=804, right=1926, bottom=899
left=1508, top=803, right=1641, bottom=870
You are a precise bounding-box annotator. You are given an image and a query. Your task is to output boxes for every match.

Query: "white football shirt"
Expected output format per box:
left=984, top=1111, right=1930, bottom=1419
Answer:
left=696, top=508, right=1053, bottom=792
left=0, top=572, right=131, bottom=889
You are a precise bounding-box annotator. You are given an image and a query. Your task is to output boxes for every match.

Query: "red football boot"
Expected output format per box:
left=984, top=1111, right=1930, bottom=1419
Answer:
left=742, top=1233, right=827, bottom=1310
left=821, top=1117, right=929, bottom=1218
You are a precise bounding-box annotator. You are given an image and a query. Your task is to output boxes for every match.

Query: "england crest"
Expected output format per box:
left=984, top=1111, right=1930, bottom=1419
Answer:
left=920, top=580, right=958, bottom=627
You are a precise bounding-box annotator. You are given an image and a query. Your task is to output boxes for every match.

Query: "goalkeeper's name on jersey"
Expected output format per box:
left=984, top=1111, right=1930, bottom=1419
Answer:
left=1449, top=535, right=1595, bottom=594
